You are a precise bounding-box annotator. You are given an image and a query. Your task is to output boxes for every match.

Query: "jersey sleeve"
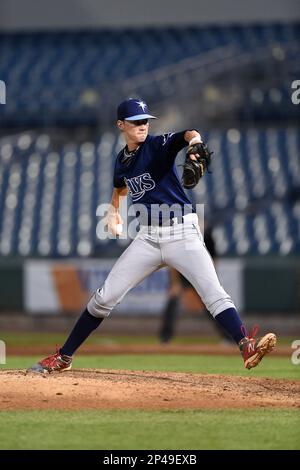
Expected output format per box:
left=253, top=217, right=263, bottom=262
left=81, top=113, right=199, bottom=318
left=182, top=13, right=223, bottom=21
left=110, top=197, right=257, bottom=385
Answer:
left=152, top=131, right=187, bottom=163
left=161, top=131, right=187, bottom=153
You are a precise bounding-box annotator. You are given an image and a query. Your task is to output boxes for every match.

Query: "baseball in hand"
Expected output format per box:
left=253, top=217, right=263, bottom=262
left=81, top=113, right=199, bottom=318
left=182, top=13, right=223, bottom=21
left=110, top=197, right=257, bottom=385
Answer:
left=116, top=223, right=123, bottom=235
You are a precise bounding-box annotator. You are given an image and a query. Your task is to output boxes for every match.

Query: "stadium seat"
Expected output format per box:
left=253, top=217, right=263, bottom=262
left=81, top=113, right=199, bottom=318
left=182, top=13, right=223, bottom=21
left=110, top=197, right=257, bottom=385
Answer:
left=0, top=126, right=299, bottom=257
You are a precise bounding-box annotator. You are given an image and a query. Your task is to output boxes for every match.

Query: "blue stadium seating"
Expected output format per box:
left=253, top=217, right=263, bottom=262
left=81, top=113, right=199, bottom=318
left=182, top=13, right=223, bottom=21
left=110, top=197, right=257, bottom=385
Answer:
left=0, top=128, right=299, bottom=257
left=0, top=24, right=299, bottom=125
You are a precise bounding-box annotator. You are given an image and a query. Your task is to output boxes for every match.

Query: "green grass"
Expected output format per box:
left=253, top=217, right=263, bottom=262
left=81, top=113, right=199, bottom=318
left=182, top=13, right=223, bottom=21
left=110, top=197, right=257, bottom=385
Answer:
left=0, top=409, right=299, bottom=450
left=1, top=354, right=300, bottom=380
left=0, top=331, right=222, bottom=346
left=0, top=331, right=295, bottom=346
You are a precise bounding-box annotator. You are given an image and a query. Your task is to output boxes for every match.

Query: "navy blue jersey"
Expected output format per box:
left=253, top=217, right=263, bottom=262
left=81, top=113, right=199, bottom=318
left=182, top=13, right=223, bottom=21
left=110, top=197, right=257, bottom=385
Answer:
left=113, top=132, right=194, bottom=223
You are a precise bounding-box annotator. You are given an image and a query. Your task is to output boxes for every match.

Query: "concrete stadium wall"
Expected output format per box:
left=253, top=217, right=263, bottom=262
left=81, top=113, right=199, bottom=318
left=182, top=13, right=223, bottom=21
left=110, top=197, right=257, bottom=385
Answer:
left=0, top=0, right=299, bottom=31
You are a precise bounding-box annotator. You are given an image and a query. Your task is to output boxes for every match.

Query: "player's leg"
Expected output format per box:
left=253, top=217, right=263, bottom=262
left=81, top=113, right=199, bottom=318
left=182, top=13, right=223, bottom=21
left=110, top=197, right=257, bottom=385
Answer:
left=203, top=308, right=234, bottom=344
left=28, top=234, right=163, bottom=373
left=162, top=222, right=276, bottom=368
left=162, top=224, right=236, bottom=319
left=60, top=237, right=162, bottom=356
left=86, top=235, right=163, bottom=319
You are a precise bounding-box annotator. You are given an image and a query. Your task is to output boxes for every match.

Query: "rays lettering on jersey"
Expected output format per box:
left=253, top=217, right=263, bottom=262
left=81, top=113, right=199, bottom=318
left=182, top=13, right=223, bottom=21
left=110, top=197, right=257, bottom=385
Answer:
left=125, top=173, right=156, bottom=202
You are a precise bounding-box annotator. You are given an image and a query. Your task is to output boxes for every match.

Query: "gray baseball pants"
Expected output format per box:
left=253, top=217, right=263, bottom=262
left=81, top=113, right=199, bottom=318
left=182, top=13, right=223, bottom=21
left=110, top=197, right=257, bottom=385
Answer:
left=87, top=213, right=235, bottom=318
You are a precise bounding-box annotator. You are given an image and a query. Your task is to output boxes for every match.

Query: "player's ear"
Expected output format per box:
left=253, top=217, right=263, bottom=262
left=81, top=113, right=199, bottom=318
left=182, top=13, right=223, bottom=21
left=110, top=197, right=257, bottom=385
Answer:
left=117, top=120, right=125, bottom=131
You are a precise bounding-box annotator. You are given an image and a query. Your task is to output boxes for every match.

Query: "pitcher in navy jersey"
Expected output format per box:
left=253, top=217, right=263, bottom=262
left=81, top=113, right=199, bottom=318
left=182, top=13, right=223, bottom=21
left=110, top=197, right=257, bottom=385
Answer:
left=27, top=99, right=276, bottom=374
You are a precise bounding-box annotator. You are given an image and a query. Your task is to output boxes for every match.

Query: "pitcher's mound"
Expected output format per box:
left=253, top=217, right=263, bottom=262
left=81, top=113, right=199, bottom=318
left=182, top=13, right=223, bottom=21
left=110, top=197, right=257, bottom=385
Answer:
left=1, top=369, right=299, bottom=410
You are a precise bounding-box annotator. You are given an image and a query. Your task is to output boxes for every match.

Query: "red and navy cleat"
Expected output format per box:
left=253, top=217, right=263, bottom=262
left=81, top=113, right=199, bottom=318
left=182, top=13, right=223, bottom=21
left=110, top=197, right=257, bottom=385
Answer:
left=239, top=326, right=277, bottom=370
left=27, top=348, right=72, bottom=374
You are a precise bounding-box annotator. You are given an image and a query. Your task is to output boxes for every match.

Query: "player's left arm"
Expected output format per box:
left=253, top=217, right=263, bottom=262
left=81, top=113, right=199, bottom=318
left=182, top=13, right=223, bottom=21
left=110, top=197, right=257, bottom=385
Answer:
left=155, top=129, right=202, bottom=156
left=183, top=130, right=203, bottom=159
left=181, top=130, right=213, bottom=188
left=153, top=129, right=211, bottom=171
left=184, top=130, right=202, bottom=142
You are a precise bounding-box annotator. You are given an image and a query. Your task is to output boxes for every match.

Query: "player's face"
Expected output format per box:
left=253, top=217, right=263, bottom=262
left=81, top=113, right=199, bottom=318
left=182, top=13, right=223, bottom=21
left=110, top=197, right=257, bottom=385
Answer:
left=117, top=119, right=149, bottom=147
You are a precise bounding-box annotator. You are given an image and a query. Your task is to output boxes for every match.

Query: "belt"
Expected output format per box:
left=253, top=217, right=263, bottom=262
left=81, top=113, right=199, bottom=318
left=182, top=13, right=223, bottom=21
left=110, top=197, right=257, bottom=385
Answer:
left=139, top=213, right=197, bottom=227
left=140, top=216, right=187, bottom=227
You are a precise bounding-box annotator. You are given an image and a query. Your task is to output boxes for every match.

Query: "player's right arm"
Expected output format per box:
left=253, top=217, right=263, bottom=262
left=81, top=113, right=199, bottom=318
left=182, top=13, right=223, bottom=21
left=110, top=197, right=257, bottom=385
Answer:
left=107, top=186, right=128, bottom=235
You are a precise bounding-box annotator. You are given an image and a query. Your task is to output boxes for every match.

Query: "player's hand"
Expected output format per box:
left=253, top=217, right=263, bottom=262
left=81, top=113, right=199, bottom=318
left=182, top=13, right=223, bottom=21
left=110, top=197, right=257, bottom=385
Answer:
left=106, top=210, right=123, bottom=236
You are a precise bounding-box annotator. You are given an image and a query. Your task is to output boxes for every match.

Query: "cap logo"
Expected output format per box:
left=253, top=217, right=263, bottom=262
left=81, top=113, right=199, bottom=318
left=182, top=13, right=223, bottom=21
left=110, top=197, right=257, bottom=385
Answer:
left=136, top=101, right=147, bottom=112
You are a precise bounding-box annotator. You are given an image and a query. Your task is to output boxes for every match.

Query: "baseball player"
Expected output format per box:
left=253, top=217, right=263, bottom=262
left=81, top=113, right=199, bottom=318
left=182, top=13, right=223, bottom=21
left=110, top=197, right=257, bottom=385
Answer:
left=28, top=99, right=276, bottom=374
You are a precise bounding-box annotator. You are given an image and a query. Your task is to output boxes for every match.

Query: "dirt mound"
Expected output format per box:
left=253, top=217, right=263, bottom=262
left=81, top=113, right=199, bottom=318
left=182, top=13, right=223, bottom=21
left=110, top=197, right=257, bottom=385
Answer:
left=0, top=369, right=299, bottom=410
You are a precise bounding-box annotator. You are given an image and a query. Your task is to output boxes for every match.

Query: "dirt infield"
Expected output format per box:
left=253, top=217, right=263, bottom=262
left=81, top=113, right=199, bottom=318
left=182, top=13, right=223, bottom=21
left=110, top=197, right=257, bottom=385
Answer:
left=0, top=369, right=299, bottom=410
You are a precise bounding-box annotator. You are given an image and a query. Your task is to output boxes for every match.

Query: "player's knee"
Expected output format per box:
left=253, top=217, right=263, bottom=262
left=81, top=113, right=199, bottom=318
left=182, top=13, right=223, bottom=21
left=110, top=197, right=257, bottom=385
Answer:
left=87, top=288, right=113, bottom=319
